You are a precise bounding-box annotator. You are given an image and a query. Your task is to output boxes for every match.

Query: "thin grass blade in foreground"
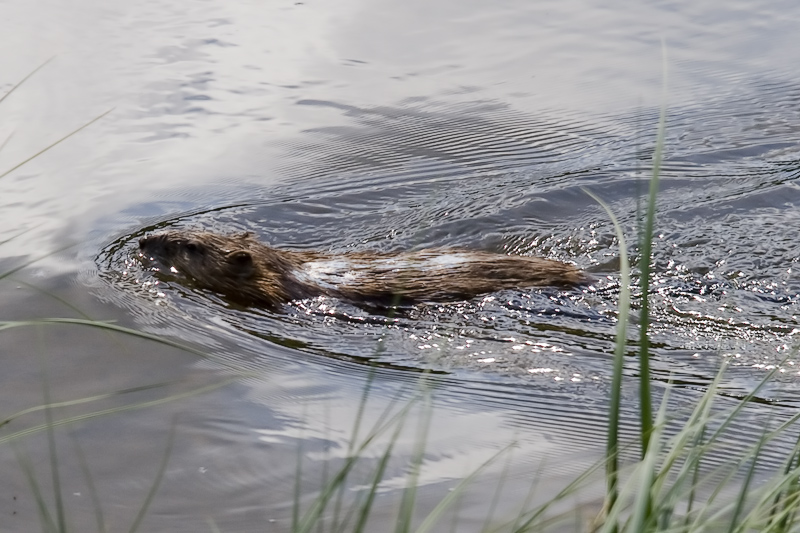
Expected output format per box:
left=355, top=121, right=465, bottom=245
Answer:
left=14, top=446, right=59, bottom=533
left=352, top=415, right=408, bottom=533
left=0, top=318, right=255, bottom=375
left=769, top=434, right=800, bottom=531
left=637, top=40, right=669, bottom=458
left=126, top=421, right=177, bottom=533
left=0, top=57, right=54, bottom=108
left=582, top=188, right=630, bottom=530
left=0, top=376, right=239, bottom=446
left=70, top=431, right=107, bottom=533
left=395, top=388, right=433, bottom=533
left=0, top=379, right=199, bottom=429
left=0, top=57, right=113, bottom=181
left=293, top=390, right=424, bottom=533
left=331, top=366, right=380, bottom=530
left=37, top=327, right=68, bottom=533
left=0, top=108, right=113, bottom=181
left=627, top=385, right=670, bottom=532
left=415, top=442, right=515, bottom=533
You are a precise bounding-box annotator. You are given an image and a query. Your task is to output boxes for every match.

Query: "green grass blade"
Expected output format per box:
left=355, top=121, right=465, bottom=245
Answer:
left=770, top=436, right=800, bottom=530
left=0, top=243, right=78, bottom=282
left=727, top=426, right=769, bottom=533
left=205, top=517, right=222, bottom=533
left=14, top=446, right=58, bottom=533
left=0, top=377, right=238, bottom=445
left=0, top=223, right=44, bottom=247
left=292, top=403, right=307, bottom=533
left=294, top=395, right=421, bottom=533
left=0, top=131, right=14, bottom=156
left=0, top=318, right=253, bottom=375
left=11, top=278, right=99, bottom=321
left=0, top=57, right=54, bottom=107
left=127, top=421, right=177, bottom=533
left=394, top=388, right=433, bottom=533
left=332, top=366, right=379, bottom=530
left=352, top=415, right=408, bottom=533
left=638, top=40, right=669, bottom=458
left=582, top=188, right=630, bottom=528
left=1, top=380, right=183, bottom=429
left=69, top=431, right=107, bottom=533
left=0, top=108, right=113, bottom=181
left=625, top=394, right=666, bottom=532
left=37, top=328, right=67, bottom=533
left=507, top=465, right=544, bottom=533
left=683, top=424, right=707, bottom=525
left=512, top=454, right=610, bottom=532
left=415, top=443, right=515, bottom=533
left=480, top=446, right=516, bottom=533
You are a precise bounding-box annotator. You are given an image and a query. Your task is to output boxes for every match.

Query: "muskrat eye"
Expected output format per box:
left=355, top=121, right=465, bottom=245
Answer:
left=185, top=242, right=204, bottom=254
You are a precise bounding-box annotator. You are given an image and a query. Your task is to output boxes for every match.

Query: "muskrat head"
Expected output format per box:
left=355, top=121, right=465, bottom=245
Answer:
left=139, top=230, right=257, bottom=288
left=139, top=229, right=319, bottom=306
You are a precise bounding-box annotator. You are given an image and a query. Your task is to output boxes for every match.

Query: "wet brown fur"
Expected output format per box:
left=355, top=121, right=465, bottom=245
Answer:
left=139, top=230, right=587, bottom=307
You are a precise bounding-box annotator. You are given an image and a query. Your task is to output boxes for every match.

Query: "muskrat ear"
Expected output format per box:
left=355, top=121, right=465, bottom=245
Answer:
left=226, top=250, right=254, bottom=277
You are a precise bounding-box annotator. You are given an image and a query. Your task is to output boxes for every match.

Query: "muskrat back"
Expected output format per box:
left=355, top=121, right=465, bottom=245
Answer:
left=139, top=230, right=587, bottom=307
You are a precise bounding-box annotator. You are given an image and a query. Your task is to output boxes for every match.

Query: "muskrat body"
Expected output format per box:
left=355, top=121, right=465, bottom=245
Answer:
left=139, top=230, right=586, bottom=307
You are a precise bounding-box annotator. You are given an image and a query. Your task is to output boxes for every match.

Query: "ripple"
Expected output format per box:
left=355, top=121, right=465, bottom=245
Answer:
left=89, top=89, right=800, bottom=494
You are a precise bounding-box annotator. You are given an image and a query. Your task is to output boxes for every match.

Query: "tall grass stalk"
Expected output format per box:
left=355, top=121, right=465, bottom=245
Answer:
left=0, top=58, right=54, bottom=108
left=1, top=376, right=238, bottom=446
left=770, top=436, right=800, bottom=530
left=637, top=41, right=669, bottom=458
left=583, top=43, right=669, bottom=532
left=0, top=108, right=113, bottom=181
left=70, top=431, right=107, bottom=533
left=395, top=386, right=433, bottom=533
left=0, top=318, right=255, bottom=376
left=727, top=423, right=771, bottom=532
left=583, top=189, right=630, bottom=524
left=629, top=384, right=671, bottom=532
left=37, top=325, right=67, bottom=533
left=1, top=379, right=202, bottom=430
left=126, top=421, right=176, bottom=533
left=480, top=445, right=517, bottom=533
left=14, top=445, right=59, bottom=533
left=331, top=367, right=380, bottom=531
left=0, top=60, right=113, bottom=182
left=293, top=389, right=425, bottom=533
left=415, top=443, right=514, bottom=533
left=291, top=371, right=517, bottom=533
left=352, top=411, right=409, bottom=533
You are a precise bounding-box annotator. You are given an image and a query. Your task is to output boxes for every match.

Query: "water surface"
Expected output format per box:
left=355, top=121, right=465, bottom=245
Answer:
left=2, top=0, right=800, bottom=530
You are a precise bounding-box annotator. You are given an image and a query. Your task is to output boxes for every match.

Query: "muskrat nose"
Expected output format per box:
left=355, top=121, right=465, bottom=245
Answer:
left=139, top=237, right=148, bottom=249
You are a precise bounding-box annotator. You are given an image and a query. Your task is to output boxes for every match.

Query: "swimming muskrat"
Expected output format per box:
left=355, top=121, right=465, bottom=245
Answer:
left=138, top=230, right=586, bottom=307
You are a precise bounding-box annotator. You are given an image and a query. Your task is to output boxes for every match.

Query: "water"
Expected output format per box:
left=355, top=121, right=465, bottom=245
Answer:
left=2, top=0, right=800, bottom=530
